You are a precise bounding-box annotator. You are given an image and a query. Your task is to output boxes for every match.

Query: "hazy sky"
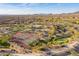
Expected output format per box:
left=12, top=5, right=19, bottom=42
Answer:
left=0, top=3, right=79, bottom=15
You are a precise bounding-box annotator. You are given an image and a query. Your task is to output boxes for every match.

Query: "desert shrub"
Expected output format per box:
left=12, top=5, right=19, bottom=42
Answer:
left=0, top=34, right=11, bottom=47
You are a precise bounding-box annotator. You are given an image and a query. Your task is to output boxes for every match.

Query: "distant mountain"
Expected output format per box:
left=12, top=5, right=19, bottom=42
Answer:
left=73, top=11, right=79, bottom=14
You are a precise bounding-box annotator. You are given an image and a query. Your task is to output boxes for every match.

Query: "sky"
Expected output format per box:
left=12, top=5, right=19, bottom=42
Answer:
left=0, top=3, right=79, bottom=15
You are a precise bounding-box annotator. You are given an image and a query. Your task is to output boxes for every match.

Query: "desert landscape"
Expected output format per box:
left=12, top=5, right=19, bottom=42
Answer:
left=0, top=3, right=79, bottom=56
left=0, top=13, right=79, bottom=56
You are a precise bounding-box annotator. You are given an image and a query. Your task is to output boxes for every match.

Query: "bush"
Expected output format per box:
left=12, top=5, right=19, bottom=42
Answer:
left=0, top=34, right=11, bottom=47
